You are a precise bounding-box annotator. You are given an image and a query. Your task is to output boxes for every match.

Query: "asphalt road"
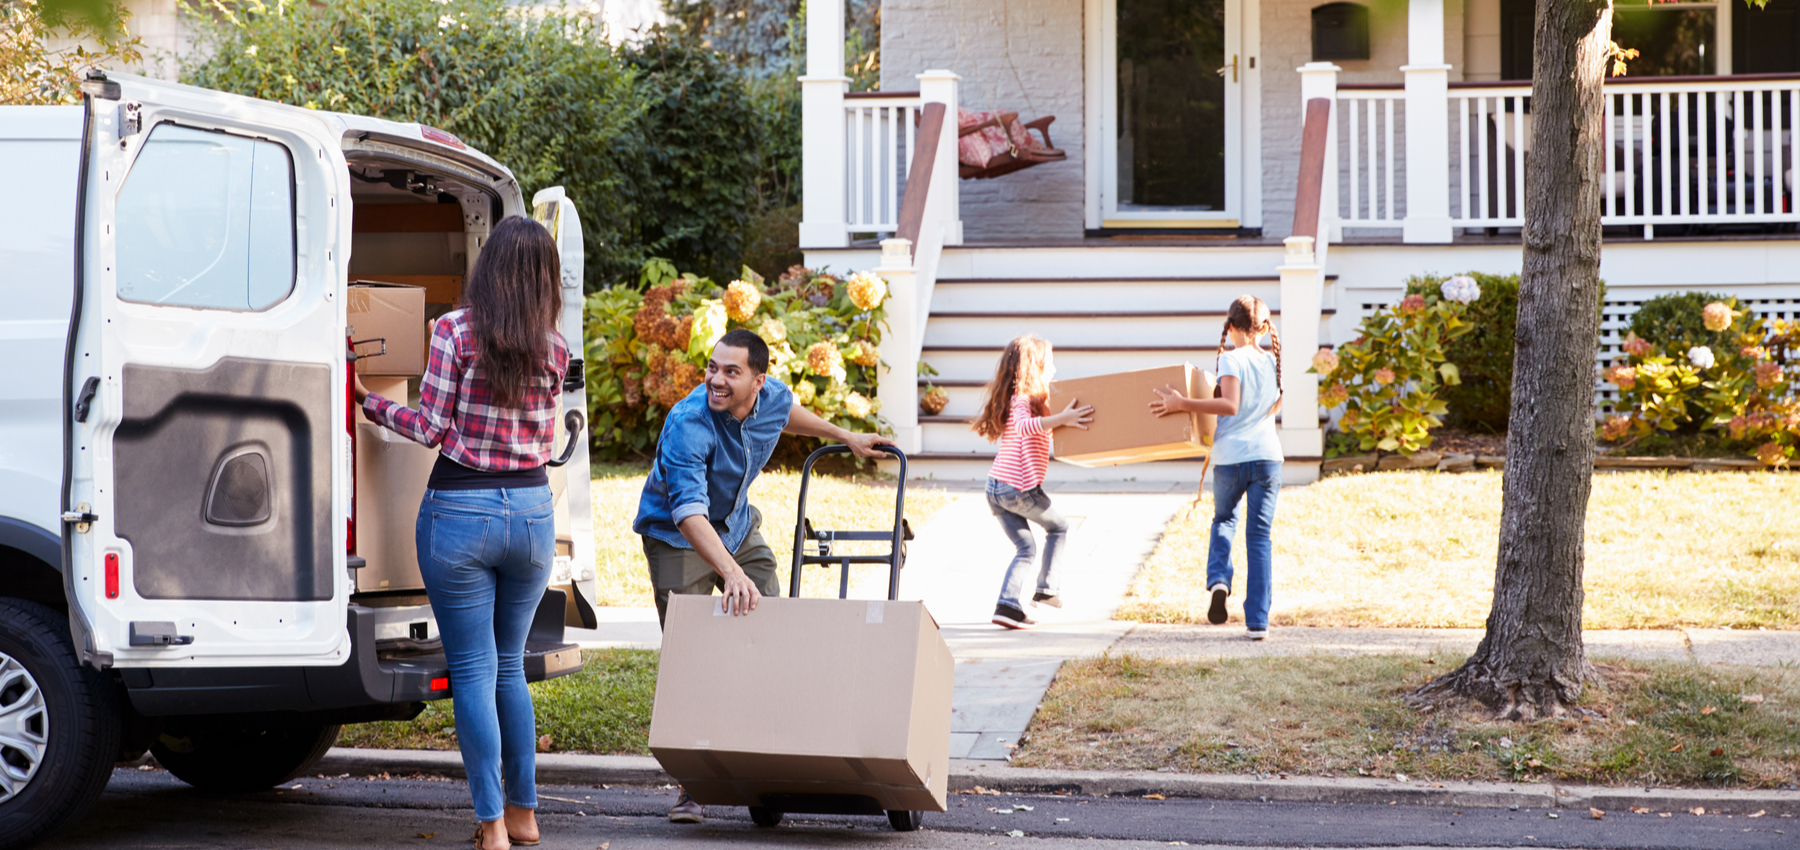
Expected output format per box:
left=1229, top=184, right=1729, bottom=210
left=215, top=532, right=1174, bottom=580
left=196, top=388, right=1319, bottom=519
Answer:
left=37, top=767, right=1795, bottom=850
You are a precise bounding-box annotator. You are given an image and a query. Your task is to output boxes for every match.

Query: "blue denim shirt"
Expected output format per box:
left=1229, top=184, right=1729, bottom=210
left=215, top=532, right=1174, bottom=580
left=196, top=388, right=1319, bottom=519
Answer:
left=633, top=378, right=794, bottom=551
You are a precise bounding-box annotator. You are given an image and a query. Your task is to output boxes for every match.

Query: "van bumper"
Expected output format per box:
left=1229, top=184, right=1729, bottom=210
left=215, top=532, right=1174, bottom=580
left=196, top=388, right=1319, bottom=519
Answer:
left=121, top=589, right=583, bottom=717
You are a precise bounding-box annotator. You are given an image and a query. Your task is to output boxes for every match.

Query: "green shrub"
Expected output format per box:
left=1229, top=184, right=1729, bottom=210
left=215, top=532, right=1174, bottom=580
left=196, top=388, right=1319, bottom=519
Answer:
left=1313, top=294, right=1473, bottom=456
left=584, top=259, right=891, bottom=459
left=1629, top=291, right=1760, bottom=378
left=1404, top=272, right=1519, bottom=433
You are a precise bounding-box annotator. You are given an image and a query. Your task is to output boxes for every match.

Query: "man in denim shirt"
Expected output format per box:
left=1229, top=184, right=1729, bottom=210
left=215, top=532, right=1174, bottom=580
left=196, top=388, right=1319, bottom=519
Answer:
left=636, top=329, right=893, bottom=824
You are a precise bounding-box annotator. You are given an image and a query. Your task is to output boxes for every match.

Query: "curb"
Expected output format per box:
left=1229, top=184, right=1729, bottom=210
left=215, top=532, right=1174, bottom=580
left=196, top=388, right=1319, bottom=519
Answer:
left=316, top=748, right=1800, bottom=816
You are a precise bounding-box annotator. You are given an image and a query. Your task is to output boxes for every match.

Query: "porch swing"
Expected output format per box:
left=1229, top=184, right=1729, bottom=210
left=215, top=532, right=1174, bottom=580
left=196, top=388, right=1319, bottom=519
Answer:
left=952, top=0, right=1067, bottom=180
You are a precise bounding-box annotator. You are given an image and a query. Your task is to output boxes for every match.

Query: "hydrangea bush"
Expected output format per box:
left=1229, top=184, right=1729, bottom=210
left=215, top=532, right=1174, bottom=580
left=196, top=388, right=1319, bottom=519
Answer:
left=1601, top=301, right=1800, bottom=468
left=584, top=260, right=889, bottom=458
left=1312, top=284, right=1475, bottom=456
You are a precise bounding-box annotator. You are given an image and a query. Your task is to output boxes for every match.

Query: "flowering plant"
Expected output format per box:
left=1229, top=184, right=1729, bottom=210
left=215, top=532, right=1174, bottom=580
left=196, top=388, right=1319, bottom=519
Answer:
left=1313, top=295, right=1473, bottom=456
left=583, top=259, right=890, bottom=457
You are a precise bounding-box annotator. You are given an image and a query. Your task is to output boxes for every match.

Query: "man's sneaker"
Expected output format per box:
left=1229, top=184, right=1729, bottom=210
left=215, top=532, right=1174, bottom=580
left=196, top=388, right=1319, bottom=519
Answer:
left=1207, top=583, right=1229, bottom=625
left=1246, top=629, right=1268, bottom=641
left=992, top=604, right=1038, bottom=630
left=1031, top=592, right=1063, bottom=609
left=668, top=793, right=704, bottom=824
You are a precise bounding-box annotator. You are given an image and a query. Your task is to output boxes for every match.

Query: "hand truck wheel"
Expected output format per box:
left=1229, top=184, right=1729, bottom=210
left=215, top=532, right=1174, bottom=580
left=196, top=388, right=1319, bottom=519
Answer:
left=886, top=809, right=924, bottom=831
left=748, top=806, right=784, bottom=828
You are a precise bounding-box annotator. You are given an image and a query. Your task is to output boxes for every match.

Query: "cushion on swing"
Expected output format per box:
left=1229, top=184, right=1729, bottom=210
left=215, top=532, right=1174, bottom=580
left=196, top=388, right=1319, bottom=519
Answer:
left=957, top=108, right=1035, bottom=167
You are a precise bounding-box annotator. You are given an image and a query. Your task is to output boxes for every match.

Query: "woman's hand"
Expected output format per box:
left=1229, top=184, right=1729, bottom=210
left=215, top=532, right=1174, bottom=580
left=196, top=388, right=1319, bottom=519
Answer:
left=1149, top=384, right=1190, bottom=418
left=1048, top=397, right=1094, bottom=430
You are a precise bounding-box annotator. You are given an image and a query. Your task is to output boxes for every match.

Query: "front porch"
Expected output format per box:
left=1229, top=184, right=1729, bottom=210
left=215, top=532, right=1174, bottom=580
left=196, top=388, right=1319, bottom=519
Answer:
left=796, top=0, right=1800, bottom=482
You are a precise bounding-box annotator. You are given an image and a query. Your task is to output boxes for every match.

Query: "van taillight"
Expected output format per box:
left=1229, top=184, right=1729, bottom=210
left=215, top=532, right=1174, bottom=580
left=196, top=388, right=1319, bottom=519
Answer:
left=346, top=337, right=358, bottom=555
left=105, top=553, right=119, bottom=599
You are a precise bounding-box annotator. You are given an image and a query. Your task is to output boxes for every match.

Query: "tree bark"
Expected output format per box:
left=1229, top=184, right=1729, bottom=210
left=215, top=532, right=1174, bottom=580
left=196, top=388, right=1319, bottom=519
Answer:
left=1408, top=0, right=1610, bottom=720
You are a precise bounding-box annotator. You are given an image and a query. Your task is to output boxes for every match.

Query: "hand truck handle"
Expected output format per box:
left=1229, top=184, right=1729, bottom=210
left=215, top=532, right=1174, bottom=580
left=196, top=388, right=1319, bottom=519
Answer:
left=789, top=444, right=907, bottom=599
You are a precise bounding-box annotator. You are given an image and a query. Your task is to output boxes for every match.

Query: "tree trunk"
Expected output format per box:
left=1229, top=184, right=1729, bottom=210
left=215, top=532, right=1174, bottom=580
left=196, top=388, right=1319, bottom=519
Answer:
left=1408, top=0, right=1610, bottom=720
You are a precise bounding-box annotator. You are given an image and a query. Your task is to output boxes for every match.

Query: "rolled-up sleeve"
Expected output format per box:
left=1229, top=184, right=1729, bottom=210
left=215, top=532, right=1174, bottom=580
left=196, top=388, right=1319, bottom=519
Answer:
left=662, top=414, right=714, bottom=526
left=364, top=318, right=459, bottom=448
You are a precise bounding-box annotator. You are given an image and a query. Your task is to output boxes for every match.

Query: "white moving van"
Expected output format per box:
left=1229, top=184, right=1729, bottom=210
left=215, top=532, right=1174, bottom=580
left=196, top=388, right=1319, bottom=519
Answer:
left=0, top=72, right=598, bottom=849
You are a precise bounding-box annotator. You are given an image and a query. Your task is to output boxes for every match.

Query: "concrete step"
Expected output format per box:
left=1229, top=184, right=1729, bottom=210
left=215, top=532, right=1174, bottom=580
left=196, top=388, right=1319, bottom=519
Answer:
left=882, top=454, right=1322, bottom=486
left=921, top=345, right=1224, bottom=382
left=921, top=309, right=1337, bottom=348
left=927, top=277, right=1326, bottom=312
left=934, top=244, right=1292, bottom=279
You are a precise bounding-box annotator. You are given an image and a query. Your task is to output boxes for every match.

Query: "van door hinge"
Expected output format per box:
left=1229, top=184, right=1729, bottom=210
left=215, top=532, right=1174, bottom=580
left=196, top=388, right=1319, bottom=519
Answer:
left=62, top=503, right=98, bottom=533
left=118, top=102, right=142, bottom=138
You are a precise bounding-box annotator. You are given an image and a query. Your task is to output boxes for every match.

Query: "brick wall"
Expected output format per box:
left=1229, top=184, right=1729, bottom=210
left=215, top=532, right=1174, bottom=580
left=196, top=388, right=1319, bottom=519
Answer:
left=881, top=0, right=1088, bottom=241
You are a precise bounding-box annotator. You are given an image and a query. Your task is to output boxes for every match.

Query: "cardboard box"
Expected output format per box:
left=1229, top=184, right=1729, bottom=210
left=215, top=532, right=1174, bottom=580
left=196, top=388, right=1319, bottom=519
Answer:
left=351, top=273, right=463, bottom=306
left=1046, top=363, right=1217, bottom=467
left=349, top=282, right=428, bottom=376
left=354, top=376, right=438, bottom=592
left=649, top=595, right=954, bottom=813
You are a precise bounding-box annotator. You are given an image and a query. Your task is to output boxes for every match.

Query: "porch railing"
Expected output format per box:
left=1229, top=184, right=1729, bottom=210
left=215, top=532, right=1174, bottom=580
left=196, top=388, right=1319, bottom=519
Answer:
left=799, top=65, right=961, bottom=248
left=1311, top=67, right=1800, bottom=240
left=844, top=92, right=920, bottom=233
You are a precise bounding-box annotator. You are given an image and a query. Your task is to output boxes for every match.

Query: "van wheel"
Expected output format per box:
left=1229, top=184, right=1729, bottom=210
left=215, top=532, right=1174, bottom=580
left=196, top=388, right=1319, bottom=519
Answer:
left=151, top=720, right=340, bottom=793
left=747, top=806, right=783, bottom=828
left=0, top=598, right=122, bottom=850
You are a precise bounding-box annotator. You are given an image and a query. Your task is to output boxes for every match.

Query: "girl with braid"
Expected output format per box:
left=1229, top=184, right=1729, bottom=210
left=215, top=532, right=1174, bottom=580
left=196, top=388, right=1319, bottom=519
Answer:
left=1148, top=295, right=1285, bottom=639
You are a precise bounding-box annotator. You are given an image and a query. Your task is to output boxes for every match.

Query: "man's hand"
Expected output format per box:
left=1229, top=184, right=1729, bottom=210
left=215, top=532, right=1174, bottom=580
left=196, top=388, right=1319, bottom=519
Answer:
left=841, top=430, right=897, bottom=459
left=720, top=568, right=761, bottom=615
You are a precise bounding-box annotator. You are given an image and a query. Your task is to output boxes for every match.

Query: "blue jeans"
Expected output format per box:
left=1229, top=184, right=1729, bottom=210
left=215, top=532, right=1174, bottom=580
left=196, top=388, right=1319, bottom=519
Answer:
left=416, top=485, right=555, bottom=822
left=1206, top=461, right=1282, bottom=630
left=986, top=479, right=1068, bottom=611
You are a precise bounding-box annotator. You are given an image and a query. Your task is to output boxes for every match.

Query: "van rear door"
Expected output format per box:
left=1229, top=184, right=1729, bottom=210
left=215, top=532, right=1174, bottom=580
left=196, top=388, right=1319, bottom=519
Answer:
left=531, top=187, right=598, bottom=628
left=67, top=73, right=351, bottom=667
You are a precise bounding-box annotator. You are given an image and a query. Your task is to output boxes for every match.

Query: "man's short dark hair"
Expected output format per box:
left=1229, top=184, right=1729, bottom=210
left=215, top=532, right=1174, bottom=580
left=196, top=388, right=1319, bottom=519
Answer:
left=716, top=329, right=770, bottom=373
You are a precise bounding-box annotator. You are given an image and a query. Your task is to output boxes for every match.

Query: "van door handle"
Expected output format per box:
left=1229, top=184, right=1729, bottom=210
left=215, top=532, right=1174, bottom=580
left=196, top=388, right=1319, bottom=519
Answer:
left=74, top=376, right=100, bottom=422
left=546, top=410, right=586, bottom=468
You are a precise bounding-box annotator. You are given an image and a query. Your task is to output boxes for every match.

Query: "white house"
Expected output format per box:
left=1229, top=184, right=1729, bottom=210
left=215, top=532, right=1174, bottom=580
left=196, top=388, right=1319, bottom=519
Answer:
left=798, top=0, right=1800, bottom=483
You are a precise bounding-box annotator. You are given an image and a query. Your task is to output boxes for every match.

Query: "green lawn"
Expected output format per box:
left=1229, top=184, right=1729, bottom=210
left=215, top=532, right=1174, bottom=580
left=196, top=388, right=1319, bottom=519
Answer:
left=1018, top=653, right=1800, bottom=789
left=336, top=649, right=658, bottom=755
left=590, top=462, right=953, bottom=607
left=1119, top=470, right=1800, bottom=629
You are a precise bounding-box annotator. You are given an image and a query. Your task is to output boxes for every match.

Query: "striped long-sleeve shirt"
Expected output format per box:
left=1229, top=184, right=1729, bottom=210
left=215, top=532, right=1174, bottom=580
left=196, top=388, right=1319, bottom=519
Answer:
left=987, top=393, right=1052, bottom=490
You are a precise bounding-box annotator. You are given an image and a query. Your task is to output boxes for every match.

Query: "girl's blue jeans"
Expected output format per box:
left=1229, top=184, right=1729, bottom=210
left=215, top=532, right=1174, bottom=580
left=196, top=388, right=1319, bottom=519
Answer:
left=985, top=478, right=1068, bottom=611
left=416, top=485, right=555, bottom=822
left=1206, top=461, right=1282, bottom=630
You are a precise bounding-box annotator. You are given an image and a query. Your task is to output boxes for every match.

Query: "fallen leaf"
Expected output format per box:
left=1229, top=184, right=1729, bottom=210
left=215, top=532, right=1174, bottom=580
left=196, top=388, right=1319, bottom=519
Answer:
left=1741, top=694, right=1765, bottom=704
left=1590, top=808, right=1605, bottom=820
left=1056, top=817, right=1070, bottom=822
left=1015, top=805, right=1034, bottom=811
left=1701, top=706, right=1717, bottom=715
left=1748, top=810, right=1766, bottom=818
left=1143, top=794, right=1166, bottom=800
left=992, top=807, right=1013, bottom=814
left=1547, top=812, right=1560, bottom=819
left=1394, top=773, right=1409, bottom=782
left=1709, top=746, right=1725, bottom=757
left=1527, top=759, right=1542, bottom=767
left=1498, top=737, right=1514, bottom=749
left=1658, top=812, right=1672, bottom=818
left=416, top=833, right=435, bottom=839
left=538, top=734, right=555, bottom=752
left=1692, top=807, right=1707, bottom=816
left=1631, top=807, right=1651, bottom=814
left=1668, top=743, right=1684, bottom=752
left=599, top=844, right=609, bottom=849
left=1006, top=829, right=1025, bottom=838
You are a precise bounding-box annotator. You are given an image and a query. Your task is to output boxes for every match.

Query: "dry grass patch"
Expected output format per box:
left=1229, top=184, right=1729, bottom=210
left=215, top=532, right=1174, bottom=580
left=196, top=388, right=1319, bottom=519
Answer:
left=1118, top=470, right=1800, bottom=629
left=590, top=463, right=953, bottom=607
left=1016, top=653, right=1800, bottom=789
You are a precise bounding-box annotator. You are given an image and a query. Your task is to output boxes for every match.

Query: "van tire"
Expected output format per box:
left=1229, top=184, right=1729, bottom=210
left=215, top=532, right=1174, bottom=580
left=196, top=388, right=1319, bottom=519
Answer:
left=0, top=598, right=122, bottom=850
left=151, top=720, right=340, bottom=793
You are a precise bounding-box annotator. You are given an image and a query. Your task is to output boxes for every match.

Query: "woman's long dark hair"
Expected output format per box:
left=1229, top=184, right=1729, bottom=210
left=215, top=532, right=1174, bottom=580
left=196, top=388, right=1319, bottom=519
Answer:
left=463, top=216, right=563, bottom=408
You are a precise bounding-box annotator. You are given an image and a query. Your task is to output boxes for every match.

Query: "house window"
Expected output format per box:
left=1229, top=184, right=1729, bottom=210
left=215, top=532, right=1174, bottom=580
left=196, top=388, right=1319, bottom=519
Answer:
left=116, top=124, right=297, bottom=311
left=1311, top=3, right=1370, bottom=62
left=1501, top=0, right=1737, bottom=78
left=1733, top=0, right=1800, bottom=73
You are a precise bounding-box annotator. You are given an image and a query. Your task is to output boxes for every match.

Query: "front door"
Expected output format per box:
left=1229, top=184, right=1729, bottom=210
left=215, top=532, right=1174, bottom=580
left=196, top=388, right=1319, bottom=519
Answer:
left=69, top=74, right=351, bottom=667
left=1100, top=0, right=1242, bottom=228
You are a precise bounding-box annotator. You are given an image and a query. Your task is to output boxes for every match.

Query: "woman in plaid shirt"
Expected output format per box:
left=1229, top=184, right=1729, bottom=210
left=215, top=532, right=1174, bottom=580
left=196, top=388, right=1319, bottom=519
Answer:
left=355, top=216, right=569, bottom=850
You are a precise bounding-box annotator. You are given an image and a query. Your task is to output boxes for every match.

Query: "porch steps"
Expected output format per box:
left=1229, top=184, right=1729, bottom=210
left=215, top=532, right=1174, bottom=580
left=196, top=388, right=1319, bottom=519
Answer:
left=897, top=266, right=1334, bottom=485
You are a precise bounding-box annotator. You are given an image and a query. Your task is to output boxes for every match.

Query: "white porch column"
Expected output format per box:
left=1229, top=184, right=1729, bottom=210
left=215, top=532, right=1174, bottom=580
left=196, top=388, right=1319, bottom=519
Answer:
left=874, top=238, right=922, bottom=454
left=1277, top=236, right=1324, bottom=464
left=1402, top=0, right=1453, bottom=243
left=916, top=70, right=963, bottom=246
left=798, top=0, right=849, bottom=248
left=1298, top=62, right=1342, bottom=244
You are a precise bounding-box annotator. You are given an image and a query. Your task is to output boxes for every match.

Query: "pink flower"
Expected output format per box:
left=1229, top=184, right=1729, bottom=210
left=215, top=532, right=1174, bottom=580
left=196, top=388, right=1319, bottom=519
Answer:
left=1396, top=294, right=1427, bottom=315
left=1312, top=349, right=1340, bottom=376
left=1622, top=334, right=1653, bottom=357
left=1320, top=383, right=1350, bottom=407
left=1756, top=442, right=1790, bottom=468
left=1600, top=416, right=1631, bottom=442
left=1742, top=345, right=1766, bottom=360
left=1373, top=368, right=1396, bottom=386
left=1754, top=361, right=1784, bottom=389
left=1702, top=301, right=1735, bottom=332
left=1606, top=365, right=1637, bottom=390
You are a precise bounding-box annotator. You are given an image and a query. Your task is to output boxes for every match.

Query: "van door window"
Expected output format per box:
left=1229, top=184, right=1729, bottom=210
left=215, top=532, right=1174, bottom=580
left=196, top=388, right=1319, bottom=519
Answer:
left=115, top=124, right=296, bottom=311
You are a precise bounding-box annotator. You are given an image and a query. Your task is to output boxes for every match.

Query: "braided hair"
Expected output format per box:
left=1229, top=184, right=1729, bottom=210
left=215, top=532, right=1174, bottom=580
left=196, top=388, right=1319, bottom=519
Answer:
left=1216, top=295, right=1282, bottom=393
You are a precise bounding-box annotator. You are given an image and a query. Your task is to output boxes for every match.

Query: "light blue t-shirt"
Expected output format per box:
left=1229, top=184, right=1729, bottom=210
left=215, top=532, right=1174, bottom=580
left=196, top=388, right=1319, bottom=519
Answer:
left=1210, top=345, right=1284, bottom=466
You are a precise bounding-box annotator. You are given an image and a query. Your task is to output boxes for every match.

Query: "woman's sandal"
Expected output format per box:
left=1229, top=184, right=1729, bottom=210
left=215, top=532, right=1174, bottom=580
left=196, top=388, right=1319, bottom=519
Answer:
left=470, top=826, right=514, bottom=850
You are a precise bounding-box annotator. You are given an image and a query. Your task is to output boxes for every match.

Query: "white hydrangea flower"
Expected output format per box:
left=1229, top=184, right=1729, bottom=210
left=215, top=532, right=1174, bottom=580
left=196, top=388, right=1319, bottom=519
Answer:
left=1441, top=275, right=1481, bottom=305
left=1688, top=345, right=1715, bottom=370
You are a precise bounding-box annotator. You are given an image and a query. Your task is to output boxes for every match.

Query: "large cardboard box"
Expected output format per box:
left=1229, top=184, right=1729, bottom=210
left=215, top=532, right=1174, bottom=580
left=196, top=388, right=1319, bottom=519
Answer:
left=354, top=376, right=438, bottom=592
left=1046, top=363, right=1217, bottom=467
left=349, top=282, right=428, bottom=376
left=649, top=595, right=954, bottom=813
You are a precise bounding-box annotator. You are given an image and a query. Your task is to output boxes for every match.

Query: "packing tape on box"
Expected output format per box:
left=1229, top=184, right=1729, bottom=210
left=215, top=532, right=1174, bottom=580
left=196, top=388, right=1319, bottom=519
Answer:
left=866, top=601, right=884, bottom=623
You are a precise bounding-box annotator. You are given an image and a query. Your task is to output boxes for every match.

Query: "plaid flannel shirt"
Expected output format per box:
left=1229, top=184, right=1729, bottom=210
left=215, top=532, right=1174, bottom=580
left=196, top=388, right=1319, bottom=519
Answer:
left=363, top=309, right=571, bottom=471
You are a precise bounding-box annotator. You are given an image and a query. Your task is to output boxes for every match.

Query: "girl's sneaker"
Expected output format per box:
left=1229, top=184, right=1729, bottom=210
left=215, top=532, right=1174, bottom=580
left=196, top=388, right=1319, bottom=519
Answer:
left=1031, top=592, right=1063, bottom=609
left=992, top=604, right=1038, bottom=630
left=1246, top=629, right=1268, bottom=641
left=1207, top=583, right=1229, bottom=625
